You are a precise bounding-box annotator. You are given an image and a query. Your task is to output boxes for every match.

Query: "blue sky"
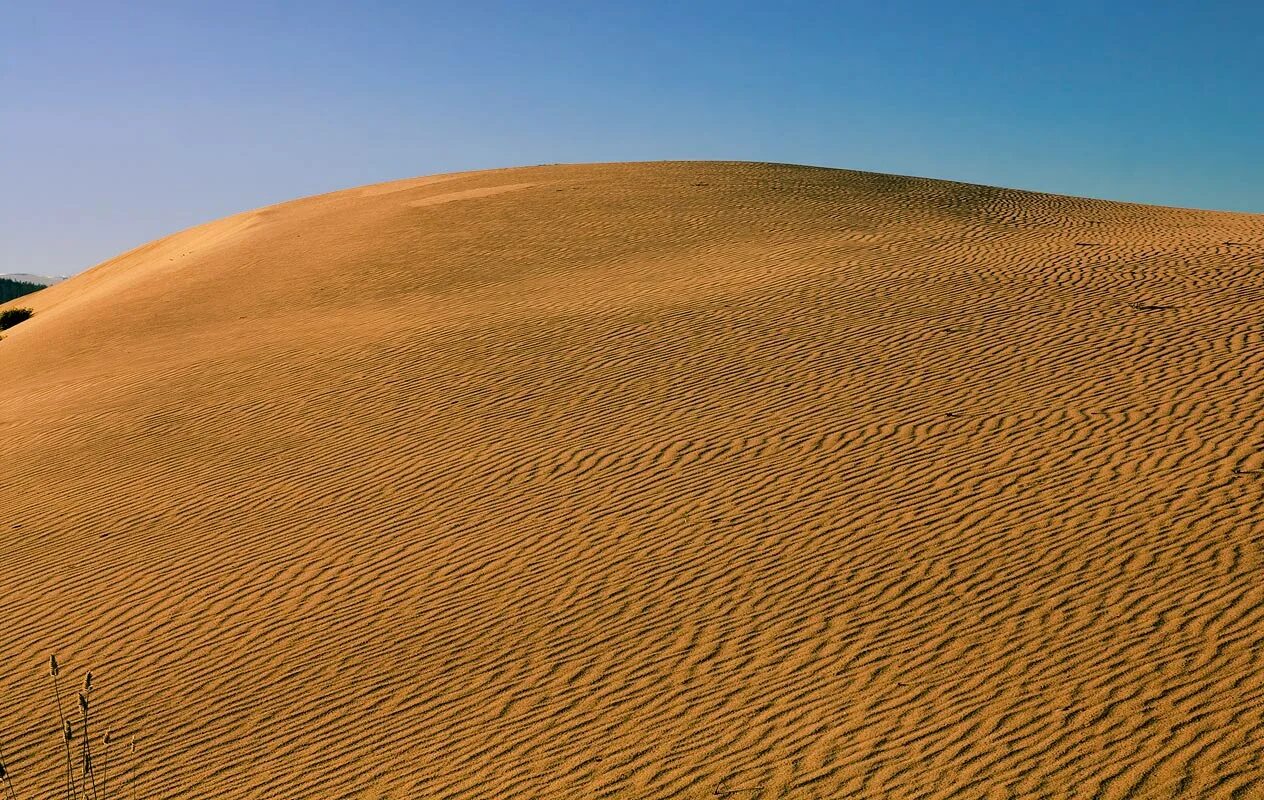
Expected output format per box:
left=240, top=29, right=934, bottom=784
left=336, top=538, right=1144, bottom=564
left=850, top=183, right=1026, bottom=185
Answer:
left=3, top=1, right=1262, bottom=276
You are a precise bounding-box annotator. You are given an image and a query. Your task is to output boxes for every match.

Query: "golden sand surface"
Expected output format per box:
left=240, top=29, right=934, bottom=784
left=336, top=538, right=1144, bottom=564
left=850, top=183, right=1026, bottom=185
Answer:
left=2, top=162, right=1263, bottom=799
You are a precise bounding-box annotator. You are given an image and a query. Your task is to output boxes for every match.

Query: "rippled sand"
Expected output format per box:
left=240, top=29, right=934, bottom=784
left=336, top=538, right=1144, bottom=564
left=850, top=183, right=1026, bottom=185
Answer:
left=2, top=162, right=1263, bottom=799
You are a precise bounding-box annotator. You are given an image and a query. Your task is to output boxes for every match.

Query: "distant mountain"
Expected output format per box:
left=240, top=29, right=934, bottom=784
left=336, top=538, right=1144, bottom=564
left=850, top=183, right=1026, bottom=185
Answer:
left=0, top=273, right=63, bottom=286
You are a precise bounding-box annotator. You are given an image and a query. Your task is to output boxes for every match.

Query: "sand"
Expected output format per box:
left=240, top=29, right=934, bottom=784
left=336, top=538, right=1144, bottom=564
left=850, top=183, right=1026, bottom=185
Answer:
left=1, top=161, right=1262, bottom=799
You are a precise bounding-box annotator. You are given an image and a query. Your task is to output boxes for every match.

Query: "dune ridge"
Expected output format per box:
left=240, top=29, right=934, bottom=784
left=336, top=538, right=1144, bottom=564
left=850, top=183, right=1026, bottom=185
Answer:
left=2, top=162, right=1263, bottom=799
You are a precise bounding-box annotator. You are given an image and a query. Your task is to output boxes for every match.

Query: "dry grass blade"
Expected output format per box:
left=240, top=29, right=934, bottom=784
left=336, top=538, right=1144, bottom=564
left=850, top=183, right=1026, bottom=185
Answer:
left=49, top=655, right=73, bottom=800
left=0, top=753, right=15, bottom=800
left=8, top=658, right=139, bottom=800
left=77, top=687, right=97, bottom=800
left=101, top=731, right=111, bottom=800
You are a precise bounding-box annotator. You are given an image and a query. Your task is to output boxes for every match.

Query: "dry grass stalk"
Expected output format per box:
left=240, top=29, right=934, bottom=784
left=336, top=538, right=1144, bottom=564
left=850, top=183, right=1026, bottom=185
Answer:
left=79, top=686, right=98, bottom=800
left=51, top=655, right=74, bottom=800
left=0, top=747, right=16, bottom=800
left=11, top=658, right=139, bottom=800
left=100, top=731, right=111, bottom=800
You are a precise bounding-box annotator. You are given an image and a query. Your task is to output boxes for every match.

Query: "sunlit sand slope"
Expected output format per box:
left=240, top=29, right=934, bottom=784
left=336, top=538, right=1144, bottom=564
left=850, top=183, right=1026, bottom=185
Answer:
left=2, top=162, right=1263, bottom=799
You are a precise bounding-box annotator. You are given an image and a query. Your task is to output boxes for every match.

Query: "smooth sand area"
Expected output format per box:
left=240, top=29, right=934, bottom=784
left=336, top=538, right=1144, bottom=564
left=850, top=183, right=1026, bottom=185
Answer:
left=2, top=162, right=1262, bottom=798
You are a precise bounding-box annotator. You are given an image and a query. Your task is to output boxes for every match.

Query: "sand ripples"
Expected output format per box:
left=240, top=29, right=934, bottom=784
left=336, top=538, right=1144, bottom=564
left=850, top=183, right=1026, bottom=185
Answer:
left=1, top=162, right=1262, bottom=798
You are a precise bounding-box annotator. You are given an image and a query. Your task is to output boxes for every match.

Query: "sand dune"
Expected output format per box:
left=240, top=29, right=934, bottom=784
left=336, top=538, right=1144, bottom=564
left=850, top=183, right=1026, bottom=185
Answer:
left=2, top=161, right=1263, bottom=799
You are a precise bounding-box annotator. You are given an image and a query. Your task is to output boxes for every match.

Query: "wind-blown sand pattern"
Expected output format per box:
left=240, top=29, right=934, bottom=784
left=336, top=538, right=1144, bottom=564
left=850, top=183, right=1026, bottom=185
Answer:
left=2, top=162, right=1263, bottom=799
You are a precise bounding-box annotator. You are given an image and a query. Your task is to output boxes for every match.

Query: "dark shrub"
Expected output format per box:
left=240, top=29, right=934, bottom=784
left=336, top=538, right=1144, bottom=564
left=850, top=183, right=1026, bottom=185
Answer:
left=0, top=308, right=33, bottom=330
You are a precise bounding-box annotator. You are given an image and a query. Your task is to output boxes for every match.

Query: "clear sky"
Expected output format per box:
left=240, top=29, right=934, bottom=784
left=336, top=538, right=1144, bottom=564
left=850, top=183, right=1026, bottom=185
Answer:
left=3, top=1, right=1262, bottom=277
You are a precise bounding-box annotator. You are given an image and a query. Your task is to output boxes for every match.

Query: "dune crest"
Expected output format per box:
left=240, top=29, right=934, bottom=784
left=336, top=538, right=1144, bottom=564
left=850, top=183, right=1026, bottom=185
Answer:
left=2, top=162, right=1263, bottom=799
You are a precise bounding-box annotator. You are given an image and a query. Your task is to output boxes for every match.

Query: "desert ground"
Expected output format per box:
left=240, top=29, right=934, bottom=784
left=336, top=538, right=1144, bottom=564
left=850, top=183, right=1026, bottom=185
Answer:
left=2, top=161, right=1263, bottom=799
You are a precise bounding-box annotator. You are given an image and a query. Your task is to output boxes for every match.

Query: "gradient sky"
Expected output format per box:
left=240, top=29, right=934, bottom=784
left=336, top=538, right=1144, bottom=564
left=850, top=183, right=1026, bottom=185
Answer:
left=3, top=1, right=1262, bottom=277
